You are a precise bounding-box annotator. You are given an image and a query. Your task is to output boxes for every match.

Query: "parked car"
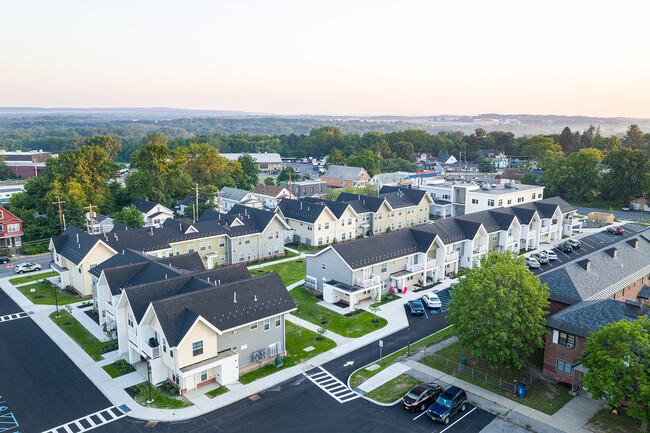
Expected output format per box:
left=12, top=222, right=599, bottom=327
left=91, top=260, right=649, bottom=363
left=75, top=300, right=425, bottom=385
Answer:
left=557, top=243, right=573, bottom=253
left=422, top=293, right=442, bottom=309
left=0, top=255, right=10, bottom=264
left=607, top=226, right=625, bottom=235
left=622, top=207, right=630, bottom=212
left=428, top=386, right=468, bottom=424
left=526, top=257, right=540, bottom=269
left=566, top=239, right=581, bottom=249
left=409, top=300, right=425, bottom=315
left=532, top=253, right=549, bottom=264
left=543, top=250, right=558, bottom=261
left=402, top=383, right=444, bottom=411
left=14, top=263, right=42, bottom=274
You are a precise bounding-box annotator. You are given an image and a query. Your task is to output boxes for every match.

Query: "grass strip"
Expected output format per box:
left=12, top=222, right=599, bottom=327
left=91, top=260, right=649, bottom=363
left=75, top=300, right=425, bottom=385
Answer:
left=49, top=310, right=111, bottom=361
left=10, top=270, right=59, bottom=285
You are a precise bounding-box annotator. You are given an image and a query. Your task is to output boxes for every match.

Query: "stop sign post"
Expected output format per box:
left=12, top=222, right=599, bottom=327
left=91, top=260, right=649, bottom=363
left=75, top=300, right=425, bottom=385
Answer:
left=7, top=264, right=12, bottom=270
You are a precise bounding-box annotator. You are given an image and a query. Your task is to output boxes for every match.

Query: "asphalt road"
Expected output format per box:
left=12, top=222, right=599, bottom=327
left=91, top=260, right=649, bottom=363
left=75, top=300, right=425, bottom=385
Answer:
left=0, top=253, right=52, bottom=279
left=283, top=161, right=323, bottom=179
left=573, top=206, right=648, bottom=222
left=529, top=224, right=649, bottom=276
left=0, top=293, right=112, bottom=433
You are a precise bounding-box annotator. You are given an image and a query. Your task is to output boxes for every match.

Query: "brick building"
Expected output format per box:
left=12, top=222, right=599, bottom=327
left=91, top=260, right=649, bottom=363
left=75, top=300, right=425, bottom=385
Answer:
left=0, top=150, right=52, bottom=178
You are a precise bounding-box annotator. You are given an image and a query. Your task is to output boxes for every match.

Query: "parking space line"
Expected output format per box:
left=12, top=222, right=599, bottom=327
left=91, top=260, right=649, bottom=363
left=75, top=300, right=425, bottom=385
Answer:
left=439, top=407, right=477, bottom=433
left=413, top=411, right=428, bottom=420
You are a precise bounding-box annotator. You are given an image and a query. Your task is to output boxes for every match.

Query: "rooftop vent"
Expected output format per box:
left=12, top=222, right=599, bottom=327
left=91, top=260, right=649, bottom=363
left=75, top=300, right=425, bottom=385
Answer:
left=625, top=300, right=645, bottom=318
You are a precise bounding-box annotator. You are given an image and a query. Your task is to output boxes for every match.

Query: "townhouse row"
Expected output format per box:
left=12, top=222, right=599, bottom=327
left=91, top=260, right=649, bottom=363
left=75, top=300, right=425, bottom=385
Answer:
left=305, top=196, right=581, bottom=310
left=277, top=186, right=432, bottom=247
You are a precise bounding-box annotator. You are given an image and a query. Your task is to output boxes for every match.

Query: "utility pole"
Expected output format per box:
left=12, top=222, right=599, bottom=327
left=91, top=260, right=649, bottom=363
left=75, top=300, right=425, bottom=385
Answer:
left=84, top=204, right=96, bottom=234
left=289, top=170, right=292, bottom=197
left=53, top=196, right=65, bottom=233
left=194, top=183, right=199, bottom=223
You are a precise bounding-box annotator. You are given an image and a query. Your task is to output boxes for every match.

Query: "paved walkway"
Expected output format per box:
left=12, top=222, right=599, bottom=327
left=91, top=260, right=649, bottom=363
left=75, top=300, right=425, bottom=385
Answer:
left=356, top=363, right=410, bottom=394
left=246, top=250, right=304, bottom=270
left=285, top=313, right=351, bottom=346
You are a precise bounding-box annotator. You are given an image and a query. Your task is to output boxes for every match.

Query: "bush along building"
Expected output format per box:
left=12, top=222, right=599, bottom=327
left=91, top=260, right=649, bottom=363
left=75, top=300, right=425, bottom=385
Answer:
left=50, top=205, right=288, bottom=297
left=115, top=266, right=296, bottom=393
left=305, top=196, right=577, bottom=310
left=276, top=187, right=431, bottom=247
left=540, top=230, right=650, bottom=388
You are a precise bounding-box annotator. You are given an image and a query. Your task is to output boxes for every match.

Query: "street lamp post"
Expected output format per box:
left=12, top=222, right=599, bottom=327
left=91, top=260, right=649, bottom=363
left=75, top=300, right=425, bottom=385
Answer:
left=146, top=356, right=154, bottom=404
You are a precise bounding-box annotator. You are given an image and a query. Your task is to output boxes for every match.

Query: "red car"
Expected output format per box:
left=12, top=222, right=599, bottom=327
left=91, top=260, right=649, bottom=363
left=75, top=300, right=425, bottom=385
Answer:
left=607, top=226, right=625, bottom=235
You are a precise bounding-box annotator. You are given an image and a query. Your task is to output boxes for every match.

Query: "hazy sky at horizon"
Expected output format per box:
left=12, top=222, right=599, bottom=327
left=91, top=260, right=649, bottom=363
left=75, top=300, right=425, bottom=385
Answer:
left=2, top=0, right=650, bottom=117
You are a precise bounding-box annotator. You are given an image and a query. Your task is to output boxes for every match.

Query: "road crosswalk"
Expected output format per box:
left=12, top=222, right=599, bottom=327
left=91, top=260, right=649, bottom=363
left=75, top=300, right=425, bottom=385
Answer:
left=41, top=406, right=125, bottom=433
left=0, top=312, right=28, bottom=323
left=303, top=367, right=360, bottom=403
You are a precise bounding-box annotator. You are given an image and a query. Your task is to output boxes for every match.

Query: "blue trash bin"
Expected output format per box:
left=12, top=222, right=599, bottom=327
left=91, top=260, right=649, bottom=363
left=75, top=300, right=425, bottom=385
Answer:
left=516, top=383, right=527, bottom=398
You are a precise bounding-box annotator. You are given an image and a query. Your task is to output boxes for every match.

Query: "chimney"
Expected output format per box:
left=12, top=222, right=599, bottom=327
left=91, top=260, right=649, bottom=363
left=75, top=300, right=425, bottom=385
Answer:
left=625, top=300, right=645, bottom=318
left=578, top=259, right=591, bottom=271
left=627, top=238, right=639, bottom=249
left=606, top=248, right=618, bottom=259
left=233, top=291, right=237, bottom=303
left=76, top=233, right=79, bottom=243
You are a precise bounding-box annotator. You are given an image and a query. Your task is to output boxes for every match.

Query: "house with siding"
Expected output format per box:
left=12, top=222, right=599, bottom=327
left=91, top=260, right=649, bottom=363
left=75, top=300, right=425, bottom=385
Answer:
left=129, top=199, right=175, bottom=228
left=252, top=184, right=293, bottom=210
left=219, top=187, right=263, bottom=211
left=321, top=165, right=370, bottom=188
left=0, top=205, right=23, bottom=248
left=115, top=267, right=296, bottom=394
left=282, top=180, right=328, bottom=199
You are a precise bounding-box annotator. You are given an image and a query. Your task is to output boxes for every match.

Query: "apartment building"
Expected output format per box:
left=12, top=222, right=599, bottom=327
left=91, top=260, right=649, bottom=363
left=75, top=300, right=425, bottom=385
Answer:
left=276, top=187, right=431, bottom=247
left=306, top=197, right=577, bottom=309
left=116, top=267, right=296, bottom=393
left=419, top=180, right=545, bottom=218
left=540, top=231, right=650, bottom=387
left=51, top=206, right=288, bottom=297
left=129, top=199, right=175, bottom=228
left=89, top=249, right=206, bottom=330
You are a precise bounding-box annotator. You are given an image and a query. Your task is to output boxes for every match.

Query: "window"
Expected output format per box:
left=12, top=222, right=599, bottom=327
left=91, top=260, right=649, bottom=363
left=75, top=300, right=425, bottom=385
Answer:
left=381, top=263, right=387, bottom=273
left=398, top=221, right=402, bottom=228
left=326, top=236, right=330, bottom=243
left=219, top=239, right=225, bottom=247
left=268, top=232, right=273, bottom=240
left=264, top=318, right=270, bottom=331
left=170, top=349, right=174, bottom=358
left=487, top=199, right=495, bottom=207
left=268, top=247, right=273, bottom=256
left=497, top=199, right=502, bottom=207
left=192, top=341, right=203, bottom=357
left=200, top=370, right=208, bottom=382
left=250, top=322, right=258, bottom=330
left=245, top=236, right=251, bottom=244
left=220, top=255, right=225, bottom=262
left=174, top=247, right=180, bottom=255
left=318, top=223, right=321, bottom=230
left=348, top=218, right=352, bottom=225
left=7, top=224, right=19, bottom=233
left=532, top=193, right=536, bottom=199
left=558, top=332, right=576, bottom=349
left=399, top=210, right=402, bottom=216
left=238, top=238, right=242, bottom=246
left=275, top=315, right=281, bottom=327
left=324, top=222, right=330, bottom=230
left=188, top=244, right=195, bottom=253
left=507, top=199, right=512, bottom=205
left=341, top=233, right=346, bottom=240
left=318, top=237, right=323, bottom=245
left=172, top=371, right=179, bottom=384
left=127, top=314, right=134, bottom=328
left=163, top=338, right=167, bottom=353
left=207, top=241, right=212, bottom=250
left=269, top=343, right=279, bottom=357
left=239, top=253, right=244, bottom=262
left=492, top=235, right=498, bottom=242
left=518, top=197, right=525, bottom=203
left=200, top=242, right=206, bottom=251
left=471, top=199, right=479, bottom=204
left=274, top=246, right=280, bottom=254
left=247, top=252, right=251, bottom=260
left=555, top=358, right=572, bottom=375
left=321, top=263, right=327, bottom=270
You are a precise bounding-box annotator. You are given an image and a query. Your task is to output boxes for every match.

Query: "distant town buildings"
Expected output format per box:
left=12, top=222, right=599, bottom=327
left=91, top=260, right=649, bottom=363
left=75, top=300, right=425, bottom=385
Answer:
left=220, top=152, right=282, bottom=172
left=0, top=150, right=53, bottom=178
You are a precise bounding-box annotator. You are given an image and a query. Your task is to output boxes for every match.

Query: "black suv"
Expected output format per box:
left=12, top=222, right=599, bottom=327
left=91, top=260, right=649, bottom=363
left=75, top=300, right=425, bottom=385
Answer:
left=0, top=255, right=9, bottom=264
left=401, top=382, right=443, bottom=411
left=427, top=386, right=468, bottom=424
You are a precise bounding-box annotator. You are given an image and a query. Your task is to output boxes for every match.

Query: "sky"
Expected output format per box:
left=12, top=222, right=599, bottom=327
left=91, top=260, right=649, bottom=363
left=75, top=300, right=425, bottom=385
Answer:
left=2, top=0, right=650, bottom=117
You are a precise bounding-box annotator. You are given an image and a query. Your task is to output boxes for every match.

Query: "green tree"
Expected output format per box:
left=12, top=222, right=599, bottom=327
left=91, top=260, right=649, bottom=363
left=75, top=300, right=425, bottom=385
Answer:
left=519, top=172, right=537, bottom=185
left=185, top=143, right=242, bottom=188
left=521, top=136, right=563, bottom=167
left=601, top=147, right=650, bottom=203
left=85, top=135, right=121, bottom=160
left=264, top=176, right=275, bottom=185
left=237, top=154, right=259, bottom=190
left=581, top=317, right=649, bottom=432
left=346, top=150, right=379, bottom=177
left=0, top=156, right=13, bottom=180
left=543, top=148, right=602, bottom=201
left=623, top=124, right=644, bottom=149
left=113, top=204, right=144, bottom=228
left=325, top=184, right=379, bottom=201
left=559, top=127, right=572, bottom=155
left=327, top=148, right=346, bottom=166
left=276, top=166, right=296, bottom=183
left=447, top=252, right=549, bottom=368
left=477, top=157, right=493, bottom=173
left=392, top=141, right=415, bottom=161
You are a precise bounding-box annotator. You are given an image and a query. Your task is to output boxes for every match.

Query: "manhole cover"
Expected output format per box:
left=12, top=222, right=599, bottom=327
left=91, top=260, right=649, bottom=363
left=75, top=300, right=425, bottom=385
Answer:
left=249, top=394, right=260, bottom=401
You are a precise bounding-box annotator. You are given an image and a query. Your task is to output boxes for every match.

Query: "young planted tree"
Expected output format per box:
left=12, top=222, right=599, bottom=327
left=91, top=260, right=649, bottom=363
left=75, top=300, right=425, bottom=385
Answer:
left=447, top=252, right=549, bottom=368
left=581, top=317, right=649, bottom=432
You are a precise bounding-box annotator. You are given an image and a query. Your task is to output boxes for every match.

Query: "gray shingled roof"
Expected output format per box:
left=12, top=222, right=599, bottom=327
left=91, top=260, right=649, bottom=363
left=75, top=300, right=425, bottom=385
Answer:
left=277, top=198, right=327, bottom=224
left=638, top=285, right=650, bottom=300
left=220, top=187, right=251, bottom=201
left=51, top=226, right=101, bottom=265
left=323, top=165, right=366, bottom=181
left=283, top=181, right=328, bottom=198
left=547, top=299, right=648, bottom=338
left=129, top=198, right=158, bottom=214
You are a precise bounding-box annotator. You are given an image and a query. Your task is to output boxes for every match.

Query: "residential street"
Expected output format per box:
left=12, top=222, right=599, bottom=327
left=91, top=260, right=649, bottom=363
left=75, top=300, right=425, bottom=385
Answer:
left=573, top=206, right=648, bottom=222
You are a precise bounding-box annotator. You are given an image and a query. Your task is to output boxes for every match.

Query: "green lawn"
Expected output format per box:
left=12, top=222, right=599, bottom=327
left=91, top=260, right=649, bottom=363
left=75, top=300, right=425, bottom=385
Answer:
left=630, top=219, right=650, bottom=227
left=17, top=281, right=82, bottom=305
left=130, top=382, right=193, bottom=409
left=365, top=373, right=421, bottom=404
left=290, top=288, right=387, bottom=338
left=9, top=270, right=59, bottom=285
left=251, top=260, right=306, bottom=286
left=566, top=199, right=625, bottom=211
left=585, top=408, right=645, bottom=433
left=205, top=386, right=229, bottom=399
left=102, top=360, right=135, bottom=378
left=349, top=326, right=455, bottom=389
left=102, top=364, right=121, bottom=378
left=248, top=250, right=298, bottom=266
left=238, top=322, right=336, bottom=384
left=49, top=310, right=112, bottom=361
left=420, top=343, right=574, bottom=415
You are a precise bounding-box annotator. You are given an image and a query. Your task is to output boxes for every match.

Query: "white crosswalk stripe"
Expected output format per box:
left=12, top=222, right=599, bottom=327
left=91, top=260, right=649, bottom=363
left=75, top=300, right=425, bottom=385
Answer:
left=303, top=366, right=360, bottom=403
left=0, top=312, right=28, bottom=323
left=41, top=406, right=125, bottom=433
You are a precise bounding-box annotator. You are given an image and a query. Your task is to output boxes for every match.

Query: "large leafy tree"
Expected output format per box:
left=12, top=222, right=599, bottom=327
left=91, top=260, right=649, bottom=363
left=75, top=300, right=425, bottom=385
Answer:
left=601, top=147, right=650, bottom=204
left=113, top=204, right=144, bottom=228
left=346, top=150, right=379, bottom=177
left=581, top=317, right=649, bottom=432
left=85, top=135, right=121, bottom=160
left=447, top=252, right=549, bottom=368
left=521, top=136, right=563, bottom=167
left=543, top=148, right=603, bottom=202
left=237, top=154, right=259, bottom=190
left=327, top=148, right=346, bottom=166
left=559, top=127, right=573, bottom=155
left=185, top=143, right=243, bottom=188
left=623, top=124, right=644, bottom=149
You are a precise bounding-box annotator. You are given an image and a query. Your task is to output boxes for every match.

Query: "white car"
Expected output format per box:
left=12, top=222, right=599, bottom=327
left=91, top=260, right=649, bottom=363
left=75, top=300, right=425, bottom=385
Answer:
left=15, top=262, right=42, bottom=274
left=421, top=293, right=442, bottom=309
left=543, top=250, right=558, bottom=261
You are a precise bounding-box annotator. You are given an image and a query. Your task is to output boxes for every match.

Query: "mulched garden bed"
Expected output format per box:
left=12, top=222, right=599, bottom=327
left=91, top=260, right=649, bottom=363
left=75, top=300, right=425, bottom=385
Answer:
left=84, top=309, right=100, bottom=325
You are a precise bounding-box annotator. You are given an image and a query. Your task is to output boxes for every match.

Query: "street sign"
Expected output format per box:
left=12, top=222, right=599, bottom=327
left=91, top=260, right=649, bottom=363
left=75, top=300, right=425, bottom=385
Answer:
left=379, top=340, right=383, bottom=347
left=7, top=264, right=12, bottom=270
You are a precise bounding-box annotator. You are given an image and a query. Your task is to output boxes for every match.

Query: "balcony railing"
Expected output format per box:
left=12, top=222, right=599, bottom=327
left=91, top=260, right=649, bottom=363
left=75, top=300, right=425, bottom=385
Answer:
left=406, top=262, right=424, bottom=272
left=105, top=302, right=115, bottom=318
left=550, top=224, right=559, bottom=232
left=141, top=342, right=161, bottom=359
left=507, top=236, right=516, bottom=245
left=445, top=251, right=459, bottom=262
left=473, top=243, right=488, bottom=254
left=355, top=274, right=380, bottom=288
left=540, top=226, right=549, bottom=233
left=128, top=331, right=138, bottom=347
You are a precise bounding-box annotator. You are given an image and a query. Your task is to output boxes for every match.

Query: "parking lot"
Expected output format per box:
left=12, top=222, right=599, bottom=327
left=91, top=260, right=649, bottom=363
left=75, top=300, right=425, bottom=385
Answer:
left=529, top=224, right=648, bottom=276
left=386, top=401, right=495, bottom=433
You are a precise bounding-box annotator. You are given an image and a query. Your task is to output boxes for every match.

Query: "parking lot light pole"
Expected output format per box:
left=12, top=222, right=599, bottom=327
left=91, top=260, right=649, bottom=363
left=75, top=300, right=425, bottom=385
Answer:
left=379, top=340, right=383, bottom=366
left=146, top=357, right=154, bottom=404
left=54, top=282, right=59, bottom=318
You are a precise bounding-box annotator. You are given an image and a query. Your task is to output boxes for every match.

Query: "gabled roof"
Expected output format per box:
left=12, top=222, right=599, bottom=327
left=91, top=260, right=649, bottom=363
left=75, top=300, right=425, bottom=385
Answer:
left=277, top=198, right=328, bottom=223
left=303, top=197, right=354, bottom=219
left=0, top=205, right=22, bottom=224
left=323, top=165, right=367, bottom=181
left=178, top=195, right=207, bottom=206
left=252, top=184, right=290, bottom=198
left=152, top=272, right=295, bottom=346
left=228, top=204, right=282, bottom=231
left=51, top=225, right=101, bottom=265
left=220, top=187, right=251, bottom=201
left=546, top=299, right=648, bottom=338
left=638, top=285, right=650, bottom=300
left=125, top=264, right=253, bottom=326
left=129, top=199, right=159, bottom=214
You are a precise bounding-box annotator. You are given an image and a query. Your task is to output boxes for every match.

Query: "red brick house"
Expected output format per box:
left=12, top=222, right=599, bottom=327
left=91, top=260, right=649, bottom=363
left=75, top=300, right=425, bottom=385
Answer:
left=0, top=206, right=23, bottom=247
left=321, top=165, right=370, bottom=188
left=540, top=233, right=650, bottom=388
